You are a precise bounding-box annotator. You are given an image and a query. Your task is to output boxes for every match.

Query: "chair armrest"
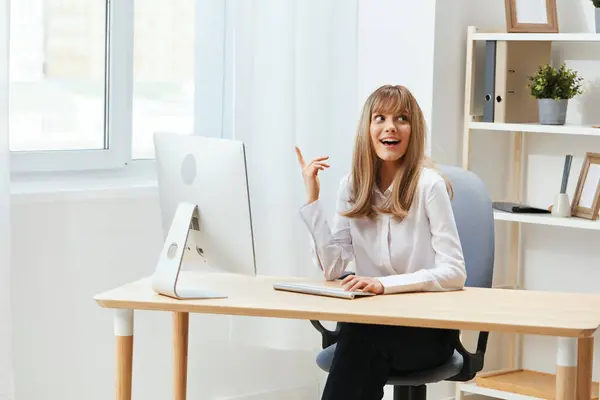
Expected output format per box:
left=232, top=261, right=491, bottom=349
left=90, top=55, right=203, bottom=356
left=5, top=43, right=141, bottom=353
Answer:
left=447, top=331, right=489, bottom=382
left=476, top=331, right=489, bottom=356
left=310, top=320, right=341, bottom=349
left=337, top=271, right=355, bottom=280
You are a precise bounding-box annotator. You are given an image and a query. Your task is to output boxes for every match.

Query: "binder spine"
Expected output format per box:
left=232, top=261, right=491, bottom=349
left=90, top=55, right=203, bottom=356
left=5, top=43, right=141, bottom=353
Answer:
left=483, top=40, right=496, bottom=122
left=494, top=41, right=508, bottom=123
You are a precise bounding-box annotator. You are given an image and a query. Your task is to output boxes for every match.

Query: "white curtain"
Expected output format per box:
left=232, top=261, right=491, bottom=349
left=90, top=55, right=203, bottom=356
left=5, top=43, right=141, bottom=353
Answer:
left=0, top=0, right=12, bottom=399
left=223, top=0, right=359, bottom=349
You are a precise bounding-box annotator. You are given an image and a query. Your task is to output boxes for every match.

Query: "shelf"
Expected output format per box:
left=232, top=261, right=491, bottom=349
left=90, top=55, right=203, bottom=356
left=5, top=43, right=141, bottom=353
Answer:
left=470, top=122, right=600, bottom=136
left=462, top=26, right=600, bottom=400
left=472, top=32, right=600, bottom=42
left=460, top=382, right=542, bottom=400
left=466, top=369, right=600, bottom=399
left=494, top=210, right=600, bottom=230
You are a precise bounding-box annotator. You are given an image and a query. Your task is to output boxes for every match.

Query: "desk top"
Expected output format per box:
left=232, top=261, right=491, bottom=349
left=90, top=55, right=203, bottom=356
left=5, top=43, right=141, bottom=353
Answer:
left=94, top=272, right=600, bottom=338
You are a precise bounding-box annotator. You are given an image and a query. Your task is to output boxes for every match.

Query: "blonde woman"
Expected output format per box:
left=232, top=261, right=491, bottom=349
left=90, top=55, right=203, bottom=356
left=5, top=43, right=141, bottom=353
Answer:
left=296, top=85, right=466, bottom=400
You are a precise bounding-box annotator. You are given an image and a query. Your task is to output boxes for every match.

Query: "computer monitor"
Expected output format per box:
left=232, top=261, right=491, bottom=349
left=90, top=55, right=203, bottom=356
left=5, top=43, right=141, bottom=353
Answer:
left=152, top=132, right=257, bottom=299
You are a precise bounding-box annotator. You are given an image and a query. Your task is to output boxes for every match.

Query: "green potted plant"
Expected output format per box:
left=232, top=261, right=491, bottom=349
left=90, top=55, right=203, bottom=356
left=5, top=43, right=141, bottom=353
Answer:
left=593, top=0, right=600, bottom=33
left=527, top=63, right=584, bottom=125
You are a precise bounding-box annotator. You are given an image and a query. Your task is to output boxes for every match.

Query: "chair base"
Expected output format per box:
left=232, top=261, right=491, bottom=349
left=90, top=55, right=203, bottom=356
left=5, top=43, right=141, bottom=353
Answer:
left=393, top=384, right=426, bottom=400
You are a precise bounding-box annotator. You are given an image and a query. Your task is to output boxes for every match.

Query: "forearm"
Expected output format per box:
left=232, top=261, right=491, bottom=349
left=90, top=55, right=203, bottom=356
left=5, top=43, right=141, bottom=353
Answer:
left=377, top=263, right=466, bottom=294
left=309, top=244, right=351, bottom=280
left=300, top=200, right=353, bottom=280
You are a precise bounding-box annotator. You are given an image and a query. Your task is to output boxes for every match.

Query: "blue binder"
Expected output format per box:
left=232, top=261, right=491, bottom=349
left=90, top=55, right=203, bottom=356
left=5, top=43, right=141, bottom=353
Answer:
left=483, top=40, right=496, bottom=123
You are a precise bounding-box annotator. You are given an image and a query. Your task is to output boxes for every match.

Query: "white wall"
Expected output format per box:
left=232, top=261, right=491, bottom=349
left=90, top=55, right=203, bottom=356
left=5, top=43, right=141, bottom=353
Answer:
left=10, top=192, right=322, bottom=400
left=357, top=0, right=437, bottom=132
left=1, top=0, right=13, bottom=398
left=430, top=0, right=470, bottom=166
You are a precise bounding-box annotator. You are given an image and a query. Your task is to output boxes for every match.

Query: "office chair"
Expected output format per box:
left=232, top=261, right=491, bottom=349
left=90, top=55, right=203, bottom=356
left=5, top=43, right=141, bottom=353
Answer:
left=310, top=165, right=495, bottom=400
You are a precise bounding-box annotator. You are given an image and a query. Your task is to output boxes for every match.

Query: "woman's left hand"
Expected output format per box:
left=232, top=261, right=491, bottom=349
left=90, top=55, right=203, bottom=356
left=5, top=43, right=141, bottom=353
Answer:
left=341, top=275, right=384, bottom=295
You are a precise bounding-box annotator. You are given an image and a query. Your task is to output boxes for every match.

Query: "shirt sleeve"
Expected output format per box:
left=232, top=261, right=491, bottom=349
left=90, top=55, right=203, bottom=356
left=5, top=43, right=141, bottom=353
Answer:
left=298, top=177, right=354, bottom=280
left=377, top=178, right=467, bottom=294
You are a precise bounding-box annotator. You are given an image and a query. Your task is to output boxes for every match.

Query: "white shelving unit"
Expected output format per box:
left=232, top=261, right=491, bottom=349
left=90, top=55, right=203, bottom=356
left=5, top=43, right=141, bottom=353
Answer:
left=460, top=382, right=542, bottom=400
left=472, top=32, right=600, bottom=42
left=458, top=26, right=600, bottom=399
left=458, top=369, right=600, bottom=400
left=494, top=210, right=600, bottom=230
left=470, top=121, right=600, bottom=136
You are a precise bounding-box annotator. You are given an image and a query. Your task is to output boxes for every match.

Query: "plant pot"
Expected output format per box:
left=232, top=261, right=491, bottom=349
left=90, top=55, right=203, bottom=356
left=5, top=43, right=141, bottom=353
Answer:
left=596, top=8, right=600, bottom=33
left=538, top=99, right=568, bottom=125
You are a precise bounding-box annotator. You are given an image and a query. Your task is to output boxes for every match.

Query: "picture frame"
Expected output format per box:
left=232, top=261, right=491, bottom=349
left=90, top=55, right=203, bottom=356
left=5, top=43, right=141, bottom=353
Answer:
left=571, top=152, right=600, bottom=220
left=504, top=0, right=559, bottom=33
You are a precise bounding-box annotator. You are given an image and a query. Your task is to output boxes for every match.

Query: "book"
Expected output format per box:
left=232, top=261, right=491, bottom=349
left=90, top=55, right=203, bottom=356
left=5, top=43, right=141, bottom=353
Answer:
left=492, top=201, right=550, bottom=214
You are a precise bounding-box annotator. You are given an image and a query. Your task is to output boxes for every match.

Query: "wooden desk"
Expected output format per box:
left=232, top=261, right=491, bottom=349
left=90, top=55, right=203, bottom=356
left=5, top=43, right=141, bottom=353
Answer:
left=95, top=272, right=600, bottom=400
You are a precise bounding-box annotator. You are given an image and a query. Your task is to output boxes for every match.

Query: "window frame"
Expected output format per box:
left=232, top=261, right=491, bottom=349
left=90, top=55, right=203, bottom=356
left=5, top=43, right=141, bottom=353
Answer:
left=9, top=0, right=133, bottom=173
left=9, top=0, right=229, bottom=177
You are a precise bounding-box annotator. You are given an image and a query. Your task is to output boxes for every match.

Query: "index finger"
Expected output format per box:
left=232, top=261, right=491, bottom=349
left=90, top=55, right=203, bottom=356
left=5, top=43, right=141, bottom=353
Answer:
left=342, top=274, right=356, bottom=284
left=295, top=146, right=306, bottom=168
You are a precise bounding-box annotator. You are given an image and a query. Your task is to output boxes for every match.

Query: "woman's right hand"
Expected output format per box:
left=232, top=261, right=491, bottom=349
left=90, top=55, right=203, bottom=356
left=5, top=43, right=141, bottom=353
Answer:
left=295, top=146, right=330, bottom=204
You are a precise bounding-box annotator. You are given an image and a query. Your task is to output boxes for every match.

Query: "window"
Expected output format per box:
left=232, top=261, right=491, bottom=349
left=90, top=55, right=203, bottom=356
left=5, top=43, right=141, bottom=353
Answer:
left=131, top=0, right=195, bottom=160
left=8, top=0, right=196, bottom=172
left=9, top=0, right=107, bottom=153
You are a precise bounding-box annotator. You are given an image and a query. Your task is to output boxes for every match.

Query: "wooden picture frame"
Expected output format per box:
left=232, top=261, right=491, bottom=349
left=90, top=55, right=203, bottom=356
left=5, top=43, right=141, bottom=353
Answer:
left=571, top=152, right=600, bottom=220
left=505, top=0, right=559, bottom=33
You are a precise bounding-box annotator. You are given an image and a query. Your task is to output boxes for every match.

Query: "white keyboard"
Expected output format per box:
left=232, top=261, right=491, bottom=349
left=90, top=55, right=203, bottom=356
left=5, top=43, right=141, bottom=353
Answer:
left=273, top=282, right=376, bottom=299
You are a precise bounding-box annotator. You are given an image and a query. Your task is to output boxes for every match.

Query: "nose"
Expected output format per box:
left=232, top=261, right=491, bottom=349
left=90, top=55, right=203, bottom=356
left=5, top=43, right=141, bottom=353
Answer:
left=384, top=120, right=396, bottom=132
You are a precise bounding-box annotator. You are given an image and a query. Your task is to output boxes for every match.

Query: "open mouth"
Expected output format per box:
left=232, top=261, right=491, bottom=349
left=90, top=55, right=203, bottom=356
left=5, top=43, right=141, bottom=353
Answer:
left=380, top=139, right=400, bottom=147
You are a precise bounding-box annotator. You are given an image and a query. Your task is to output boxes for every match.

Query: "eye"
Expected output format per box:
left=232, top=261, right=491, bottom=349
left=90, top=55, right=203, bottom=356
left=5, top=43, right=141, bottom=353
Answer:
left=397, top=115, right=408, bottom=121
left=373, top=115, right=384, bottom=122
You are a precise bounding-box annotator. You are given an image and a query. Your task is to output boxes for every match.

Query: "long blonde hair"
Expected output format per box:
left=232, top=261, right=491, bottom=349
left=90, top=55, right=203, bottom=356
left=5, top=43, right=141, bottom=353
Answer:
left=341, top=85, right=452, bottom=221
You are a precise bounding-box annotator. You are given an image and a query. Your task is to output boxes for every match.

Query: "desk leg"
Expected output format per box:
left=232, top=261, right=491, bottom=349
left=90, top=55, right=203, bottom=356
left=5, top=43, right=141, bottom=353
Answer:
left=173, top=312, right=189, bottom=400
left=115, top=309, right=134, bottom=400
left=576, top=336, right=594, bottom=400
left=556, top=338, right=577, bottom=400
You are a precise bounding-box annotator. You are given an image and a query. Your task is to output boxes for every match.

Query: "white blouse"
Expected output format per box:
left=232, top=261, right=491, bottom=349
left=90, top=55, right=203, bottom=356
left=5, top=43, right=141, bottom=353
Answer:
left=299, top=168, right=466, bottom=294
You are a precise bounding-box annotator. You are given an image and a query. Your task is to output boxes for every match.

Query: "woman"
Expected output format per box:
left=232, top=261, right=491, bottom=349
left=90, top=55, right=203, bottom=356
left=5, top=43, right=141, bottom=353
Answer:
left=295, top=84, right=466, bottom=400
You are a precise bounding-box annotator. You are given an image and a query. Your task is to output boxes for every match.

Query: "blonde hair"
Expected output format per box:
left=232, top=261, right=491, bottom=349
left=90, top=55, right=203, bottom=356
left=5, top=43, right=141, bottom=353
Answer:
left=341, top=85, right=452, bottom=221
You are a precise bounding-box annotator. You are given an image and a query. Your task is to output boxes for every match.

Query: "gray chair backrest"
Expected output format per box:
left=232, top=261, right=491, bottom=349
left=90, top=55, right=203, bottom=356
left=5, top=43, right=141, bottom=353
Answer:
left=440, top=165, right=494, bottom=289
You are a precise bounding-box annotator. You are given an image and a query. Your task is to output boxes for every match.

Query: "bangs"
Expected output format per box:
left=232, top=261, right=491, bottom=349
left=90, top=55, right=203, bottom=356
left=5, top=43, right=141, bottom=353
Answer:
left=371, top=86, right=412, bottom=119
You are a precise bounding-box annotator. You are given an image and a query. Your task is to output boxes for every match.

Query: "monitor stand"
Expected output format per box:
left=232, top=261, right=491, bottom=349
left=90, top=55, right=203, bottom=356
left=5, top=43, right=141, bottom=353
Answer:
left=151, top=202, right=228, bottom=300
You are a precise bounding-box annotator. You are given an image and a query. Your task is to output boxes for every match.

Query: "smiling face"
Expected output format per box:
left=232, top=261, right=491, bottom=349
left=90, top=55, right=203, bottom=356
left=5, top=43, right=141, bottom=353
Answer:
left=369, top=111, right=411, bottom=163
left=346, top=85, right=426, bottom=217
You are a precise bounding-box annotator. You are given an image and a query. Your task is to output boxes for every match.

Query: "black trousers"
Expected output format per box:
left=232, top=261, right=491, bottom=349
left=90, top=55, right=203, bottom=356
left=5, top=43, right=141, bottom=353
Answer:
left=321, top=323, right=456, bottom=400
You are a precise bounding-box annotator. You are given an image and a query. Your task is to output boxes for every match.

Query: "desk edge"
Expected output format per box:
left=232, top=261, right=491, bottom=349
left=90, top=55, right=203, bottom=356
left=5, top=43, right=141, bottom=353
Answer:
left=93, top=297, right=598, bottom=339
